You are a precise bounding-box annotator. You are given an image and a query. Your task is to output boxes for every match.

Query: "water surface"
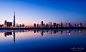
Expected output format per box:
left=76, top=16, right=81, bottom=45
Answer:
left=0, top=29, right=86, bottom=52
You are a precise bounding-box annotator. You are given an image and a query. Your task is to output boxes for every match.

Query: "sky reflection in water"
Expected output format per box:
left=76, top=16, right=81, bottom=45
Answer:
left=0, top=29, right=86, bottom=52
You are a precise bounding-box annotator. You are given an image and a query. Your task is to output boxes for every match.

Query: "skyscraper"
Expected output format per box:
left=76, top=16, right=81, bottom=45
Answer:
left=41, top=21, right=43, bottom=27
left=13, top=11, right=15, bottom=27
left=37, top=24, right=39, bottom=28
left=54, top=23, right=56, bottom=28
left=61, top=22, right=63, bottom=27
left=34, top=23, right=36, bottom=28
left=66, top=23, right=67, bottom=27
left=75, top=24, right=76, bottom=27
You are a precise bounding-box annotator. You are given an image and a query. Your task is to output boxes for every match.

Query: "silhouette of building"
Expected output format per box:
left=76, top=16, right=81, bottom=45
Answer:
left=57, top=24, right=59, bottom=27
left=4, top=20, right=12, bottom=27
left=16, top=23, right=19, bottom=27
left=20, top=24, right=21, bottom=27
left=79, top=23, right=82, bottom=27
left=7, top=22, right=12, bottom=27
left=41, top=21, right=43, bottom=27
left=34, top=23, right=36, bottom=28
left=66, top=23, right=67, bottom=27
left=43, top=23, right=45, bottom=27
left=75, top=24, right=76, bottom=27
left=61, top=22, right=63, bottom=27
left=37, top=24, right=39, bottom=28
left=4, top=20, right=7, bottom=27
left=54, top=23, right=56, bottom=28
left=22, top=24, right=25, bottom=27
left=13, top=11, right=15, bottom=27
left=77, top=24, right=79, bottom=27
left=68, top=22, right=70, bottom=27
left=46, top=24, right=49, bottom=28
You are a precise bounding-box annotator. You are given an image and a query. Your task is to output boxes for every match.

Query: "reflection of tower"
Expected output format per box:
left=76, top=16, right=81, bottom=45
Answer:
left=41, top=30, right=43, bottom=36
left=13, top=32, right=15, bottom=45
left=4, top=32, right=12, bottom=37
left=34, top=30, right=36, bottom=33
left=54, top=30, right=56, bottom=34
left=61, top=30, right=63, bottom=34
left=13, top=11, right=15, bottom=27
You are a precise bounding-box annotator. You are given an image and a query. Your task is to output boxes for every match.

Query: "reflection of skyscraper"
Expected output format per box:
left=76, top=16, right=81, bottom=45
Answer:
left=13, top=32, right=15, bottom=45
left=54, top=30, right=56, bottom=34
left=37, top=30, right=39, bottom=32
left=13, top=11, right=15, bottom=27
left=61, top=30, right=63, bottom=34
left=41, top=30, right=43, bottom=36
left=34, top=30, right=36, bottom=33
left=4, top=32, right=12, bottom=37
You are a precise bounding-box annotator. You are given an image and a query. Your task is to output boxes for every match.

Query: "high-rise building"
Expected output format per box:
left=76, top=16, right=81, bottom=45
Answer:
left=7, top=22, right=12, bottom=27
left=5, top=20, right=7, bottom=25
left=68, top=22, right=70, bottom=27
left=4, top=20, right=7, bottom=27
left=77, top=24, right=79, bottom=27
left=79, top=23, right=82, bottom=27
left=13, top=11, right=15, bottom=27
left=54, top=23, right=56, bottom=28
left=21, top=24, right=25, bottom=27
left=20, top=24, right=21, bottom=27
left=34, top=23, right=36, bottom=28
left=41, top=21, right=43, bottom=27
left=61, top=22, right=63, bottom=27
left=37, top=24, right=39, bottom=28
left=75, top=24, right=76, bottom=27
left=66, top=23, right=67, bottom=27
left=46, top=24, right=49, bottom=28
left=43, top=23, right=45, bottom=27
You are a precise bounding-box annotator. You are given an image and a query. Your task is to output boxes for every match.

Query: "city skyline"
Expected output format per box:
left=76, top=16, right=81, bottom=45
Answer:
left=0, top=0, right=86, bottom=26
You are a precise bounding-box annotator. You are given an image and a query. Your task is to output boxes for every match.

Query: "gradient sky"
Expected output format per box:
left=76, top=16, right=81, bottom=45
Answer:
left=0, top=0, right=86, bottom=26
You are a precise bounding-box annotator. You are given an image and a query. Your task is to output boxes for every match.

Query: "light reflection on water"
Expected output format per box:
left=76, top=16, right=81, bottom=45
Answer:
left=0, top=29, right=86, bottom=52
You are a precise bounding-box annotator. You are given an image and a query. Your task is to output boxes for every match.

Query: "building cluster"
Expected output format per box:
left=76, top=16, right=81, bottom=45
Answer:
left=0, top=11, right=25, bottom=28
left=0, top=11, right=85, bottom=28
left=34, top=21, right=84, bottom=28
left=16, top=23, right=25, bottom=27
left=34, top=21, right=64, bottom=28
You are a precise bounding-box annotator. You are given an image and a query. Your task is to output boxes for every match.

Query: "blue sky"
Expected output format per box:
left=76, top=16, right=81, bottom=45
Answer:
left=0, top=0, right=86, bottom=26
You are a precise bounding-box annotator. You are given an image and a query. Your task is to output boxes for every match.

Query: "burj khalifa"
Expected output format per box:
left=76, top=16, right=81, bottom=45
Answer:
left=13, top=11, right=15, bottom=27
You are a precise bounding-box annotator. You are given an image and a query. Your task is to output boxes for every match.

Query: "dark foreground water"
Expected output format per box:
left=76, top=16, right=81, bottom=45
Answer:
left=0, top=29, right=86, bottom=52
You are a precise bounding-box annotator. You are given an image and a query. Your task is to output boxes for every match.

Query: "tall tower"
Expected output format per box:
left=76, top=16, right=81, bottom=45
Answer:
left=13, top=11, right=15, bottom=27
left=41, top=21, right=43, bottom=27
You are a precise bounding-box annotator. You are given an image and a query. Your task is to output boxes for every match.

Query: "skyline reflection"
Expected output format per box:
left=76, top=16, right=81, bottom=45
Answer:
left=0, top=29, right=85, bottom=36
left=0, top=29, right=86, bottom=52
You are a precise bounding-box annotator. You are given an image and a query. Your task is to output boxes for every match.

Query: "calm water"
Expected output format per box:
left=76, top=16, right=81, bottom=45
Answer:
left=0, top=29, right=86, bottom=52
